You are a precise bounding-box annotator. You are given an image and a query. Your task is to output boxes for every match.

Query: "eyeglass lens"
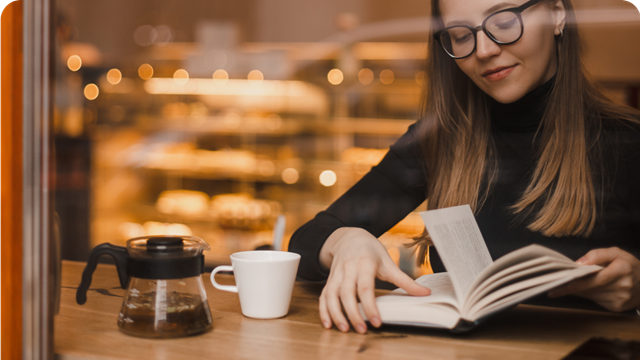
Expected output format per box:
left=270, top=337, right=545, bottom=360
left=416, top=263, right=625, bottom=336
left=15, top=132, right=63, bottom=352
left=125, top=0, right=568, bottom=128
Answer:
left=440, top=11, right=522, bottom=58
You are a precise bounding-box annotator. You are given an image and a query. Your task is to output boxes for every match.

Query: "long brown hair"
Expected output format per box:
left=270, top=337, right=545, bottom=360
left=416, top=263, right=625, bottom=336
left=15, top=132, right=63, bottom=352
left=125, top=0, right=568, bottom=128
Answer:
left=411, top=0, right=640, bottom=264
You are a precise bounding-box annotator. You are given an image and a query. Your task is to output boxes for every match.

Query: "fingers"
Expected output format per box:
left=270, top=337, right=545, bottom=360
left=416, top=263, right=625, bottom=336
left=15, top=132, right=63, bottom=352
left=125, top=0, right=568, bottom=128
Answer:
left=357, top=263, right=382, bottom=328
left=549, top=258, right=633, bottom=298
left=321, top=272, right=350, bottom=332
left=381, top=260, right=431, bottom=297
left=318, top=290, right=332, bottom=329
left=340, top=267, right=368, bottom=334
left=576, top=247, right=624, bottom=266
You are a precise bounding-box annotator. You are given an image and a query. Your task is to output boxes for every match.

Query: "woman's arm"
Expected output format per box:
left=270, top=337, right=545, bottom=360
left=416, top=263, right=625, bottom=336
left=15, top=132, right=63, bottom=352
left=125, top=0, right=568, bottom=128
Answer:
left=548, top=130, right=640, bottom=311
left=289, top=123, right=428, bottom=281
left=288, top=123, right=431, bottom=332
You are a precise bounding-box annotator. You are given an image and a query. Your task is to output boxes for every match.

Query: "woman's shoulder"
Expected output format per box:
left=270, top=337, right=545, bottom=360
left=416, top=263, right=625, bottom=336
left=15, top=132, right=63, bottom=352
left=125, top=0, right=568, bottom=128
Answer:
left=599, top=113, right=640, bottom=140
left=598, top=115, right=640, bottom=162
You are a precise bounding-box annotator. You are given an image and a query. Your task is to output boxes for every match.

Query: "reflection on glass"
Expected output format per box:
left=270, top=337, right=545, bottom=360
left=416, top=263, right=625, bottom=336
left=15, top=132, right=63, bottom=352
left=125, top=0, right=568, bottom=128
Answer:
left=106, top=69, right=122, bottom=85
left=173, top=69, right=189, bottom=85
left=380, top=69, right=394, bottom=85
left=83, top=83, right=99, bottom=100
left=67, top=55, right=81, bottom=71
left=138, top=63, right=154, bottom=80
left=327, top=69, right=344, bottom=85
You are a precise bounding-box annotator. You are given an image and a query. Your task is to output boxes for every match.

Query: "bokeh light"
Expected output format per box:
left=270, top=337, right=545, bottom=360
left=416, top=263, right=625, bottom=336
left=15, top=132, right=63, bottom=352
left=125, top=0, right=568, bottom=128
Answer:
left=154, top=25, right=173, bottom=46
left=258, top=161, right=276, bottom=177
left=265, top=114, right=283, bottom=130
left=358, top=68, right=374, bottom=85
left=106, top=68, right=122, bottom=85
left=248, top=70, right=264, bottom=84
left=282, top=168, right=299, bottom=184
left=327, top=69, right=344, bottom=85
left=380, top=69, right=395, bottom=85
left=138, top=64, right=154, bottom=80
left=134, top=25, right=157, bottom=47
left=213, top=69, right=229, bottom=85
left=319, top=170, right=337, bottom=187
left=67, top=55, right=82, bottom=71
left=173, top=69, right=189, bottom=85
left=84, top=84, right=99, bottom=100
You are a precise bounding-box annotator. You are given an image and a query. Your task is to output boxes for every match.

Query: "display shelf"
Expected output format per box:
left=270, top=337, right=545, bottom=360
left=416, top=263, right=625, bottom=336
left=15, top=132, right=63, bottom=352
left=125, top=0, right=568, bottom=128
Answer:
left=131, top=115, right=415, bottom=136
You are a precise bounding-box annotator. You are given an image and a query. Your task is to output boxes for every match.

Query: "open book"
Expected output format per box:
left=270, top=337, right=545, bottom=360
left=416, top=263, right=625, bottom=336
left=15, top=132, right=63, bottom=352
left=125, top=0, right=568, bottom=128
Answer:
left=362, top=205, right=602, bottom=332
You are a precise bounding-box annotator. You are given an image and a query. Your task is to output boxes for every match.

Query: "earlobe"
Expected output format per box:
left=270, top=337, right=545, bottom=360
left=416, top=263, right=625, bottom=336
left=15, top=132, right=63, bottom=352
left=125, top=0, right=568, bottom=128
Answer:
left=552, top=0, right=567, bottom=36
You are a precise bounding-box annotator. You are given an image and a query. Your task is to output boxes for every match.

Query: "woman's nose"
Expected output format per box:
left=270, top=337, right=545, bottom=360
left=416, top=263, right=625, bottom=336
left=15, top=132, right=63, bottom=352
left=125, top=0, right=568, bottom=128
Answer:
left=475, top=30, right=501, bottom=59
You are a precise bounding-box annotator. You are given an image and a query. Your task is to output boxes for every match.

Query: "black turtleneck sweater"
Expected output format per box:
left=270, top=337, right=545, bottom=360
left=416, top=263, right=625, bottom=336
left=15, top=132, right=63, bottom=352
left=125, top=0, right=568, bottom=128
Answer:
left=288, top=78, right=640, bottom=311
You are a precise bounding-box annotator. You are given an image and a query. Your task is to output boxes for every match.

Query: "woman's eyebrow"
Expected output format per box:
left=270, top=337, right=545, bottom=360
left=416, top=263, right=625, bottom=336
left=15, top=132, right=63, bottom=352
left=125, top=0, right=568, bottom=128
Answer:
left=445, top=19, right=474, bottom=27
left=443, top=2, right=519, bottom=27
left=484, top=2, right=518, bottom=16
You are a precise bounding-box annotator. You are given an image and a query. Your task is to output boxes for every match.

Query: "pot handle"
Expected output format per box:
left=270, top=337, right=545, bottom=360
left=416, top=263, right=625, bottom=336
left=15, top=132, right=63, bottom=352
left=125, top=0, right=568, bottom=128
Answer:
left=76, top=243, right=129, bottom=305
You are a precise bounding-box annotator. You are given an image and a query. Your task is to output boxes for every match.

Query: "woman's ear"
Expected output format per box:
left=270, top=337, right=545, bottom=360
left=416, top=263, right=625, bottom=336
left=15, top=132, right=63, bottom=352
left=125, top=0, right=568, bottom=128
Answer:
left=551, top=0, right=567, bottom=36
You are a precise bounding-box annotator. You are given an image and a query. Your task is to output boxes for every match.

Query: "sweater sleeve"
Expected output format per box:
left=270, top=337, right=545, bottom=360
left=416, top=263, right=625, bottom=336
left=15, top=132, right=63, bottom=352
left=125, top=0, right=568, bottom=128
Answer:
left=288, top=122, right=428, bottom=281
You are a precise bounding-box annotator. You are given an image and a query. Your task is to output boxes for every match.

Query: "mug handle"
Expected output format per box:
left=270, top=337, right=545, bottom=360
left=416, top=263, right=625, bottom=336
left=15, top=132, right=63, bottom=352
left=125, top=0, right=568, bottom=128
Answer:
left=210, top=266, right=238, bottom=293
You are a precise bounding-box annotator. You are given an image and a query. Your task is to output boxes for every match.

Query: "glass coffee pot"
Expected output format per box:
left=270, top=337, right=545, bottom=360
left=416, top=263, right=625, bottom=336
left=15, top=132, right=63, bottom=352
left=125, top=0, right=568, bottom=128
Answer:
left=76, top=235, right=213, bottom=338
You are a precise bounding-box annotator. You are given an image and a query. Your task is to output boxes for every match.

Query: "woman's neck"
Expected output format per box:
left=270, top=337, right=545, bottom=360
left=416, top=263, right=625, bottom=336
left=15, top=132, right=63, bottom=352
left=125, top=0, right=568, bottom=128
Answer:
left=490, top=76, right=556, bottom=132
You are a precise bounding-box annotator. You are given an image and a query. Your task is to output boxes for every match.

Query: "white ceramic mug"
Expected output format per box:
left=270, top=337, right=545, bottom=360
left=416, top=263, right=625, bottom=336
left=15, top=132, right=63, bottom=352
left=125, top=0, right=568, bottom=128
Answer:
left=210, top=251, right=301, bottom=319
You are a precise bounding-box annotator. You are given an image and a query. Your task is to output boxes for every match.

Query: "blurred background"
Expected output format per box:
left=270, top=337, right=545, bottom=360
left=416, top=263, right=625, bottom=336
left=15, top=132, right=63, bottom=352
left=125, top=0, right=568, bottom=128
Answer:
left=52, top=0, right=640, bottom=276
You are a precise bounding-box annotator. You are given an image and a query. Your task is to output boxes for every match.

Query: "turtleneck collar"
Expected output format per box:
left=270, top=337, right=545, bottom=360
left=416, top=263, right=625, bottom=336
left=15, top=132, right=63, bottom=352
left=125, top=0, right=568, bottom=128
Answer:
left=490, top=75, right=556, bottom=132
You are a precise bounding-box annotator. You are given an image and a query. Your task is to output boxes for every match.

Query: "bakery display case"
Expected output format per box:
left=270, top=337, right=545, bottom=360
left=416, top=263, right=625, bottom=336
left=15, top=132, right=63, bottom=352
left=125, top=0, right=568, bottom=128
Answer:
left=53, top=2, right=435, bottom=276
left=53, top=0, right=640, bottom=277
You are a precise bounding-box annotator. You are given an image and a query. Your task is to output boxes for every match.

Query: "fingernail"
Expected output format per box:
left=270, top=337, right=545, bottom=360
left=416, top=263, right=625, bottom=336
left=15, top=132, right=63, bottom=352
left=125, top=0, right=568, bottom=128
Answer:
left=322, top=320, right=330, bottom=329
left=576, top=257, right=587, bottom=265
left=338, top=323, right=349, bottom=332
left=356, top=324, right=367, bottom=334
left=371, top=317, right=382, bottom=327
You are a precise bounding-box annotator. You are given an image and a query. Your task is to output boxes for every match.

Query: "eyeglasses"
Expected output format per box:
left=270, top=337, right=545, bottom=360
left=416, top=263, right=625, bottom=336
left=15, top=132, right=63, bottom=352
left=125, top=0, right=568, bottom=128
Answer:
left=434, top=0, right=543, bottom=59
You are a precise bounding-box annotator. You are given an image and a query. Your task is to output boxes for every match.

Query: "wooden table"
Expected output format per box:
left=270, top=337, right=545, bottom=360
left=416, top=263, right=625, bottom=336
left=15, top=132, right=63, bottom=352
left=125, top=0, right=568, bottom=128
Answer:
left=56, top=260, right=640, bottom=360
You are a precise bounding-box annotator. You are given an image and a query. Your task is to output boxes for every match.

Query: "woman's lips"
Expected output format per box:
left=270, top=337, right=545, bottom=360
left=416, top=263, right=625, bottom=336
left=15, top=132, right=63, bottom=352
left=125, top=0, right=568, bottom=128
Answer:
left=482, top=65, right=516, bottom=82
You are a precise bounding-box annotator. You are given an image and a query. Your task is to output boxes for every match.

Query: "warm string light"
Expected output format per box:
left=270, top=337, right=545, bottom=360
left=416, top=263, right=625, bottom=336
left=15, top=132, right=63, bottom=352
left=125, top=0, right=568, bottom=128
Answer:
left=358, top=68, right=374, bottom=85
left=84, top=84, right=99, bottom=100
left=282, top=168, right=299, bottom=184
left=173, top=69, right=189, bottom=85
left=67, top=55, right=82, bottom=71
left=327, top=69, right=344, bottom=85
left=138, top=64, right=154, bottom=80
left=380, top=69, right=394, bottom=85
left=248, top=70, right=264, bottom=84
left=319, top=170, right=337, bottom=187
left=213, top=69, right=229, bottom=85
left=106, top=68, right=122, bottom=85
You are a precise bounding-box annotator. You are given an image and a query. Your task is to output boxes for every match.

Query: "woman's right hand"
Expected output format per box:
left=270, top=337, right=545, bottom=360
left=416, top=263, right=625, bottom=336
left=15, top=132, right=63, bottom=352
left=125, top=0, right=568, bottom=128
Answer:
left=318, top=227, right=431, bottom=334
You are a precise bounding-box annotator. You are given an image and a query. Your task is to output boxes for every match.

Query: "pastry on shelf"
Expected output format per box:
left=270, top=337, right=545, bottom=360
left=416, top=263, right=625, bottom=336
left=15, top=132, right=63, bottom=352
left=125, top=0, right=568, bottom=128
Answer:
left=156, top=189, right=210, bottom=217
left=210, top=193, right=281, bottom=230
left=118, top=221, right=193, bottom=241
left=141, top=142, right=259, bottom=176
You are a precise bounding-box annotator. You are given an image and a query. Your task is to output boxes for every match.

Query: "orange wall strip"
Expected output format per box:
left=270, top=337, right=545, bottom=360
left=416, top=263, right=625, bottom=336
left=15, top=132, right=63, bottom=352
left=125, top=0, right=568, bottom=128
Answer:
left=1, top=1, right=24, bottom=359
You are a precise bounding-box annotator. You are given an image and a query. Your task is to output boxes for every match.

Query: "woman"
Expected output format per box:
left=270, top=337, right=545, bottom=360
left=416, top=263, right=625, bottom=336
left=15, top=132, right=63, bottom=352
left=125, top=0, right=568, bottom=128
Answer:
left=289, top=0, right=640, bottom=334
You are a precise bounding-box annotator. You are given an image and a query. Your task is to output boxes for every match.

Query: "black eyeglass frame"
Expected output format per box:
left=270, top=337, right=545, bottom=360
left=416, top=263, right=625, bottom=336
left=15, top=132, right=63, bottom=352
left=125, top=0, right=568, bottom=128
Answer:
left=433, top=0, right=544, bottom=59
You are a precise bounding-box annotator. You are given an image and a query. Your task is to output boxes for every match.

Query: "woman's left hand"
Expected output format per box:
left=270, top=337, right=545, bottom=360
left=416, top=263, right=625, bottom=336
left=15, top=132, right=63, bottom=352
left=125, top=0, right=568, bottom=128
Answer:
left=548, top=247, right=640, bottom=312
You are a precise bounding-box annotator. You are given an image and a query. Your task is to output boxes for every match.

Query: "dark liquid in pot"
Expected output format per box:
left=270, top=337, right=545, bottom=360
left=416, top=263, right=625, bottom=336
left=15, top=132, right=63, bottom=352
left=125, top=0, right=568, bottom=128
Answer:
left=118, top=292, right=212, bottom=338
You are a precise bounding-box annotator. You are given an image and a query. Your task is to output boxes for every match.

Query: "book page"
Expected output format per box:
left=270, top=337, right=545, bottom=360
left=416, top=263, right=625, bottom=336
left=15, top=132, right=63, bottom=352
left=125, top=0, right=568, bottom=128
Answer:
left=464, top=259, right=572, bottom=312
left=467, top=244, right=575, bottom=295
left=360, top=273, right=462, bottom=328
left=468, top=265, right=601, bottom=320
left=420, top=205, right=493, bottom=301
left=378, top=273, right=459, bottom=308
